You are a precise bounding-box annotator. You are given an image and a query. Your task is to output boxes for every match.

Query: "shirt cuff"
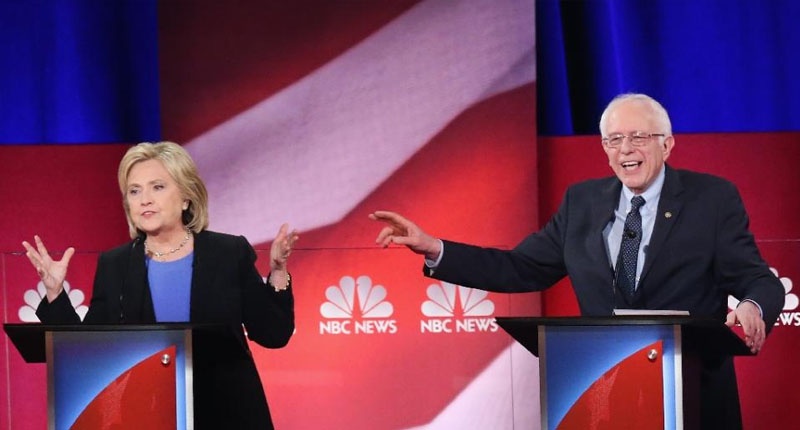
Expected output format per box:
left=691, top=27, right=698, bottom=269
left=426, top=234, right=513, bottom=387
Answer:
left=738, top=298, right=764, bottom=319
left=424, top=239, right=445, bottom=268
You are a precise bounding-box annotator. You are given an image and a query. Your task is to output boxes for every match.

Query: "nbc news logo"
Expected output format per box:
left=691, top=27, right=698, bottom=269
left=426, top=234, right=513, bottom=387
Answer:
left=319, top=275, right=398, bottom=335
left=420, top=281, right=498, bottom=333
left=729, top=268, right=798, bottom=326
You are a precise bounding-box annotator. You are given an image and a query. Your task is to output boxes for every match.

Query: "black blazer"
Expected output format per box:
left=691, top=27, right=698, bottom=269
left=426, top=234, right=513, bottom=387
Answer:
left=38, top=230, right=294, bottom=430
left=428, top=165, right=784, bottom=429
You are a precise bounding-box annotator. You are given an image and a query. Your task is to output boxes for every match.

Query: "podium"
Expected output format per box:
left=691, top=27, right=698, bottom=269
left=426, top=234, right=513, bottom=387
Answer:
left=4, top=323, right=199, bottom=430
left=495, top=316, right=752, bottom=430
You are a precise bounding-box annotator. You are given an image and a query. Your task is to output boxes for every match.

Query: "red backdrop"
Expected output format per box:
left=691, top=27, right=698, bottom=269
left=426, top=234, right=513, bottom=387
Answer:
left=3, top=132, right=797, bottom=429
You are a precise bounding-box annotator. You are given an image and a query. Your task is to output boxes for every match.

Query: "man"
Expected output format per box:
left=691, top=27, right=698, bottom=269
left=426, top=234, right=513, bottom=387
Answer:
left=370, top=93, right=784, bottom=429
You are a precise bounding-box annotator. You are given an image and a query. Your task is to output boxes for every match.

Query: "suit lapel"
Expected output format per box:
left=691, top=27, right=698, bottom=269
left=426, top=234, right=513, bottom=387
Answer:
left=121, top=237, right=154, bottom=323
left=190, top=231, right=213, bottom=321
left=594, top=178, right=622, bottom=264
left=640, top=166, right=683, bottom=282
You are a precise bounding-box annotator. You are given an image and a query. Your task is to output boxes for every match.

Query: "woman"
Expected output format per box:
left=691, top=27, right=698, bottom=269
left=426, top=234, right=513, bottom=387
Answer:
left=23, top=141, right=297, bottom=429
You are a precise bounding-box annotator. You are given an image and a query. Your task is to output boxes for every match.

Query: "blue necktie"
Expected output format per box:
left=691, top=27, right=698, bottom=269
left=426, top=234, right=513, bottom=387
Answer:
left=617, top=196, right=646, bottom=297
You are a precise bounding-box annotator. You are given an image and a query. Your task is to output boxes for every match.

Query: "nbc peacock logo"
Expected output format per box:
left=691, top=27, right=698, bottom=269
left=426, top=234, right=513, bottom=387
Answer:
left=318, top=275, right=397, bottom=335
left=420, top=281, right=498, bottom=333
left=18, top=280, right=88, bottom=322
left=728, top=267, right=798, bottom=326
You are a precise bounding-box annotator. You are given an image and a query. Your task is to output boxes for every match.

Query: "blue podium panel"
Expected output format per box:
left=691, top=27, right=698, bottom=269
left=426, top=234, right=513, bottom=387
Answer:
left=539, top=324, right=682, bottom=430
left=47, top=329, right=192, bottom=430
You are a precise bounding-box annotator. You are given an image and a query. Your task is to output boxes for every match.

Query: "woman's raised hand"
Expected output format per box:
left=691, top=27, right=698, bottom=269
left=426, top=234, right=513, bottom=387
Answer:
left=22, top=235, right=75, bottom=303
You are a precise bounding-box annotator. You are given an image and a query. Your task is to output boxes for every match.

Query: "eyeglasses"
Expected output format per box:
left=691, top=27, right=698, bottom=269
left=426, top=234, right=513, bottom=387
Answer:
left=602, top=131, right=666, bottom=148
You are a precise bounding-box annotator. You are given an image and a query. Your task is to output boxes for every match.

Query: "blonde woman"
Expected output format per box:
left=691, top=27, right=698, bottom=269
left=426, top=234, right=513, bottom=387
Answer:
left=24, top=141, right=297, bottom=429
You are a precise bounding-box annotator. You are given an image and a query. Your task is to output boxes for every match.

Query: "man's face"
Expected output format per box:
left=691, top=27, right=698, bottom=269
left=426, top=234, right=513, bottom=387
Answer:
left=602, top=100, right=674, bottom=194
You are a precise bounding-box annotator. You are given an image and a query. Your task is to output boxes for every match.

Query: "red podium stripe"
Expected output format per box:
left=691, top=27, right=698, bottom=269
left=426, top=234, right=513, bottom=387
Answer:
left=70, top=345, right=177, bottom=430
left=557, top=341, right=664, bottom=429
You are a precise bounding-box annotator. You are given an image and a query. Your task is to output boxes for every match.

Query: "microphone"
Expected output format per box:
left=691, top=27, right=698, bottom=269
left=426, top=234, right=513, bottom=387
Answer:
left=624, top=228, right=637, bottom=239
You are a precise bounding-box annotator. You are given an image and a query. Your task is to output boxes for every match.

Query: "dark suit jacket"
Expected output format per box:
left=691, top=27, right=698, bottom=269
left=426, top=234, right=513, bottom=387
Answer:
left=37, top=230, right=294, bottom=430
left=428, top=165, right=784, bottom=429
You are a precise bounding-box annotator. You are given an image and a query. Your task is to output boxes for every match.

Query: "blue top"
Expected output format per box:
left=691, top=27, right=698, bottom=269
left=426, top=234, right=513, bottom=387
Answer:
left=147, top=252, right=193, bottom=322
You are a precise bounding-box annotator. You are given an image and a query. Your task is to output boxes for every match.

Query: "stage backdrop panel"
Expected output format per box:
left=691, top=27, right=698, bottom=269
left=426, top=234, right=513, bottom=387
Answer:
left=0, top=82, right=539, bottom=428
left=158, top=1, right=539, bottom=427
left=233, top=78, right=539, bottom=429
left=2, top=1, right=538, bottom=429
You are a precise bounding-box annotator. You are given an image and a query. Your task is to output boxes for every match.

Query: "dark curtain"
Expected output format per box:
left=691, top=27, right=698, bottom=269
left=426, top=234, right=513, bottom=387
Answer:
left=537, top=0, right=800, bottom=135
left=2, top=0, right=799, bottom=142
left=0, top=0, right=160, bottom=144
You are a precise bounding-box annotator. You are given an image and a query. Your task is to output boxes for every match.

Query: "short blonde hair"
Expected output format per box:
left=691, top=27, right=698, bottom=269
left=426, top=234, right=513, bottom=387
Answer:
left=118, top=141, right=209, bottom=238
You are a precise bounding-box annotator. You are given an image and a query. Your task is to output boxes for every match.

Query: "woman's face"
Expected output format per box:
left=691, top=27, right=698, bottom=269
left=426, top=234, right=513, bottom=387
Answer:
left=125, top=159, right=187, bottom=237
